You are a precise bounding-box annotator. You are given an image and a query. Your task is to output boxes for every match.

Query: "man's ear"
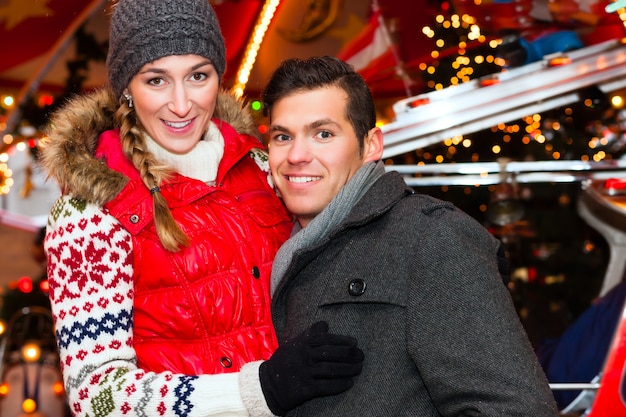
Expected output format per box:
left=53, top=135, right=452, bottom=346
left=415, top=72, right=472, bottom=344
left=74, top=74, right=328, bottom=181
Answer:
left=363, top=127, right=384, bottom=163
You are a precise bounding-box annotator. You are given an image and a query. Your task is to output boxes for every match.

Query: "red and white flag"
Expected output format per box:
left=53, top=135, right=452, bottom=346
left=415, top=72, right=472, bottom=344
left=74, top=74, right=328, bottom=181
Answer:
left=337, top=6, right=397, bottom=83
left=0, top=0, right=104, bottom=74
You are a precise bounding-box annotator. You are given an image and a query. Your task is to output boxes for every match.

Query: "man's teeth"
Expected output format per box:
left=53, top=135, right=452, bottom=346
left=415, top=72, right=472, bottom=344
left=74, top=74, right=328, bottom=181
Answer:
left=165, top=120, right=191, bottom=128
left=288, top=176, right=321, bottom=183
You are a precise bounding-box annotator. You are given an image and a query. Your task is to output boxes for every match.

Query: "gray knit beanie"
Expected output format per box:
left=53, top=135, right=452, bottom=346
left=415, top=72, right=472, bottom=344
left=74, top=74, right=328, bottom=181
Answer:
left=106, top=0, right=226, bottom=100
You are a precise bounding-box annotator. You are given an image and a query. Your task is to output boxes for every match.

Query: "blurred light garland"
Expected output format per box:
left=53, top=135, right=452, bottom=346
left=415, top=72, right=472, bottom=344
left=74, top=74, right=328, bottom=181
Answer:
left=389, top=12, right=626, bottom=170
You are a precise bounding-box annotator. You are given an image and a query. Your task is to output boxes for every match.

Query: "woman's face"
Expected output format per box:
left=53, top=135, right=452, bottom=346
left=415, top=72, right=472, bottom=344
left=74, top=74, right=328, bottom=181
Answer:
left=127, top=54, right=219, bottom=154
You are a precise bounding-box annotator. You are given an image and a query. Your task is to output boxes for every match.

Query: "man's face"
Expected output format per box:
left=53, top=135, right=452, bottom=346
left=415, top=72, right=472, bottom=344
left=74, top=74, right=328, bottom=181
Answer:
left=268, top=85, right=382, bottom=227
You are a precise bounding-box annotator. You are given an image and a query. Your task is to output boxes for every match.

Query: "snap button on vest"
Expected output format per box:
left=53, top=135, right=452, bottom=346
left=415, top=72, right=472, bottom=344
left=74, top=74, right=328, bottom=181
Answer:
left=348, top=279, right=366, bottom=296
left=220, top=357, right=233, bottom=368
left=129, top=214, right=140, bottom=224
left=252, top=266, right=260, bottom=279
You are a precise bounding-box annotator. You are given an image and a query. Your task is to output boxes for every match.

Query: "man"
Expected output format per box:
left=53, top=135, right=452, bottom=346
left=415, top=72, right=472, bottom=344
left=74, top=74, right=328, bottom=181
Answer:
left=263, top=56, right=559, bottom=416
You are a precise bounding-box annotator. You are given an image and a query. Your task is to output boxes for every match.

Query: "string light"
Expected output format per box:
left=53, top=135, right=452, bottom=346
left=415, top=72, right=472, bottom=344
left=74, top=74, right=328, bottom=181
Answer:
left=409, top=10, right=626, bottom=168
left=1, top=95, right=14, bottom=108
left=231, top=0, right=281, bottom=98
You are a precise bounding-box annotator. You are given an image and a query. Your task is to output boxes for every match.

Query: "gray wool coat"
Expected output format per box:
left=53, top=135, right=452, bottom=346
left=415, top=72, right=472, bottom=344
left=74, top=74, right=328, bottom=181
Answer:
left=271, top=171, right=558, bottom=417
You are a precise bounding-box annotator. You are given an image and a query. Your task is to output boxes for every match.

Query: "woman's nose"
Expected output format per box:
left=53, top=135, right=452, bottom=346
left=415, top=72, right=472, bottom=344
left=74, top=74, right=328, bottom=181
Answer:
left=168, top=86, right=192, bottom=116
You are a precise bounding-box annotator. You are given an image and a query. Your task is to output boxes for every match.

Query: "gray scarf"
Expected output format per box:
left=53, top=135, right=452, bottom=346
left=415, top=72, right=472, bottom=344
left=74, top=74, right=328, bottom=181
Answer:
left=271, top=160, right=386, bottom=295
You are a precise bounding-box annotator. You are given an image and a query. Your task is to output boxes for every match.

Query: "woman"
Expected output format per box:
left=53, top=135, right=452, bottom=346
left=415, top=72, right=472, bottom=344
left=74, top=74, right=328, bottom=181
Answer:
left=40, top=1, right=363, bottom=416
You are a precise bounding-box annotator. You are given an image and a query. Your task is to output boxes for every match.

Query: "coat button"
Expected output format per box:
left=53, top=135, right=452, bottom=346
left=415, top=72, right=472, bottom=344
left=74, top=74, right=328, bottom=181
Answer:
left=348, top=279, right=366, bottom=296
left=129, top=214, right=140, bottom=224
left=220, top=357, right=233, bottom=368
left=252, top=266, right=260, bottom=279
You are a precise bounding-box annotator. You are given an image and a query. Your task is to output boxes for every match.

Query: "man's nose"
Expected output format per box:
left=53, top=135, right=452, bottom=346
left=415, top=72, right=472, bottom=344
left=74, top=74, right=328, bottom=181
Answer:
left=286, top=138, right=312, bottom=164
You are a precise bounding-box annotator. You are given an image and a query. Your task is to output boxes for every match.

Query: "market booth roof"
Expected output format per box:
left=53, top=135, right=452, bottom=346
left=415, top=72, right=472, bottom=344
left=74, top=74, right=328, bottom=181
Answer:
left=0, top=0, right=442, bottom=100
left=1, top=0, right=624, bottom=101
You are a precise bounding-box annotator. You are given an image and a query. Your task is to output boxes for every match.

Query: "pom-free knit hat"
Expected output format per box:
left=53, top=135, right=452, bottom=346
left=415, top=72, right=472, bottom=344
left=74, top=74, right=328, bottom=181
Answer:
left=106, top=0, right=226, bottom=99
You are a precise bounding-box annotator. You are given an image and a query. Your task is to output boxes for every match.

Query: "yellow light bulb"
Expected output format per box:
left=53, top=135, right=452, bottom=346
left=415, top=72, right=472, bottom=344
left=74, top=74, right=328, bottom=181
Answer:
left=22, top=398, right=37, bottom=413
left=0, top=382, right=9, bottom=397
left=21, top=343, right=41, bottom=362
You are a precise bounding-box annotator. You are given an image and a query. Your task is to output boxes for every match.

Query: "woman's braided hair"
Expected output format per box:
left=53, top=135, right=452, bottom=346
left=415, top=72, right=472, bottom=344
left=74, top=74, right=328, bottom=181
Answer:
left=115, top=100, right=190, bottom=252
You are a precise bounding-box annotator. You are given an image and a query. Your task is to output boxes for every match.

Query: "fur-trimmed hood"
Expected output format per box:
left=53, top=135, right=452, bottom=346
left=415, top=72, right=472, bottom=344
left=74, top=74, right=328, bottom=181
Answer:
left=40, top=87, right=261, bottom=205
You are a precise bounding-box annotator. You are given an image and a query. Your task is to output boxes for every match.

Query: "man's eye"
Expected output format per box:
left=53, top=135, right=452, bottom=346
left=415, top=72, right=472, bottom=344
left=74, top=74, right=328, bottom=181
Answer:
left=317, top=131, right=333, bottom=140
left=273, top=134, right=290, bottom=142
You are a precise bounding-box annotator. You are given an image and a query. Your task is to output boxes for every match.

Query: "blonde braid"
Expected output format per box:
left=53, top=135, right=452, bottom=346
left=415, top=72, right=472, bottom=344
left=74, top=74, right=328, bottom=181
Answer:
left=115, top=102, right=190, bottom=252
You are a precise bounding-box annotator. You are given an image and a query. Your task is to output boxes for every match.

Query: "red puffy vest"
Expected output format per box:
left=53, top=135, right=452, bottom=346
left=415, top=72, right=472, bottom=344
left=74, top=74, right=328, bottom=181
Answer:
left=96, top=121, right=292, bottom=374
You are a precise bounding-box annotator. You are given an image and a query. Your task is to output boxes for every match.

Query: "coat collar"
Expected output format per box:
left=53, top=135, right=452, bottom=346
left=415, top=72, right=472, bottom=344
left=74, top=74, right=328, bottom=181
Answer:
left=334, top=171, right=414, bottom=233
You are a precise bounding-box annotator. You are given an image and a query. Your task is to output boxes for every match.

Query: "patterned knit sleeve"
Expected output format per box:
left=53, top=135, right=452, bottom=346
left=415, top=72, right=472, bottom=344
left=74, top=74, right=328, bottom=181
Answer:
left=248, top=148, right=275, bottom=191
left=45, top=195, right=268, bottom=417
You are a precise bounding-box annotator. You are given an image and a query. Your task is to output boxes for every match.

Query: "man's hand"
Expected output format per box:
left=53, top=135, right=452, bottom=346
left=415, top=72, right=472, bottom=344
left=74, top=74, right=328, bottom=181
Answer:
left=259, top=321, right=365, bottom=415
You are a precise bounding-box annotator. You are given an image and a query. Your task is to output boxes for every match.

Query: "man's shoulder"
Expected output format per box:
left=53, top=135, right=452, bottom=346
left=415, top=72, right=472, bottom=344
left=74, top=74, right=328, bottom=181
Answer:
left=392, top=189, right=458, bottom=221
left=386, top=188, right=493, bottom=239
left=364, top=171, right=482, bottom=229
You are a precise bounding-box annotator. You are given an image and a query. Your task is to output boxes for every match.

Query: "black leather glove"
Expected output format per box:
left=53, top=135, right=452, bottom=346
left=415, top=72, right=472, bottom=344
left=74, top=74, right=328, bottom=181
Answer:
left=259, top=321, right=365, bottom=416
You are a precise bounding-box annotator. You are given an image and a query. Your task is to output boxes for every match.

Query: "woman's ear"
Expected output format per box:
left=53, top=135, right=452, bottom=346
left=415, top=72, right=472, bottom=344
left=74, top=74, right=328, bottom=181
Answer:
left=362, top=127, right=384, bottom=163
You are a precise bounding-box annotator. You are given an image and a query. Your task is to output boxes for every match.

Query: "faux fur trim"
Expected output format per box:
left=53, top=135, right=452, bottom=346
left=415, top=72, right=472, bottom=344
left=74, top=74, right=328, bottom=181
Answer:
left=40, top=87, right=260, bottom=204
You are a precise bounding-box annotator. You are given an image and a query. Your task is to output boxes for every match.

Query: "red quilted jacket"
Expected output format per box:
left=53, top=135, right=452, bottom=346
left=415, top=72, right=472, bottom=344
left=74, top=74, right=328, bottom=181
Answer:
left=95, top=120, right=292, bottom=374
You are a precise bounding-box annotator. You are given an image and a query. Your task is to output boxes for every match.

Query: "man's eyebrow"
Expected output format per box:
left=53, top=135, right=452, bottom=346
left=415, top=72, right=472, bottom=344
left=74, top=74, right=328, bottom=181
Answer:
left=269, top=118, right=340, bottom=133
left=309, top=118, right=338, bottom=129
left=269, top=124, right=289, bottom=133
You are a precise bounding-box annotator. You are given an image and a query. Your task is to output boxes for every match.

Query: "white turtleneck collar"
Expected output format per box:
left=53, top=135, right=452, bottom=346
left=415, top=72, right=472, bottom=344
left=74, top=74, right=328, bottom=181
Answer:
left=144, top=121, right=225, bottom=185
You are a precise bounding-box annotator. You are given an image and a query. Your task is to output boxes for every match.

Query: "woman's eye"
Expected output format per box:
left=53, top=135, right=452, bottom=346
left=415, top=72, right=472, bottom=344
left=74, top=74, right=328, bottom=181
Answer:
left=148, top=78, right=164, bottom=86
left=191, top=72, right=207, bottom=81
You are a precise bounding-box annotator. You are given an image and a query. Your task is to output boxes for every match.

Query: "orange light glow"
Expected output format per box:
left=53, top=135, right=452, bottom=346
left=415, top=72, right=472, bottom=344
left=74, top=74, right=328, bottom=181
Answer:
left=408, top=98, right=430, bottom=108
left=22, top=398, right=37, bottom=413
left=53, top=381, right=65, bottom=396
left=548, top=56, right=571, bottom=66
